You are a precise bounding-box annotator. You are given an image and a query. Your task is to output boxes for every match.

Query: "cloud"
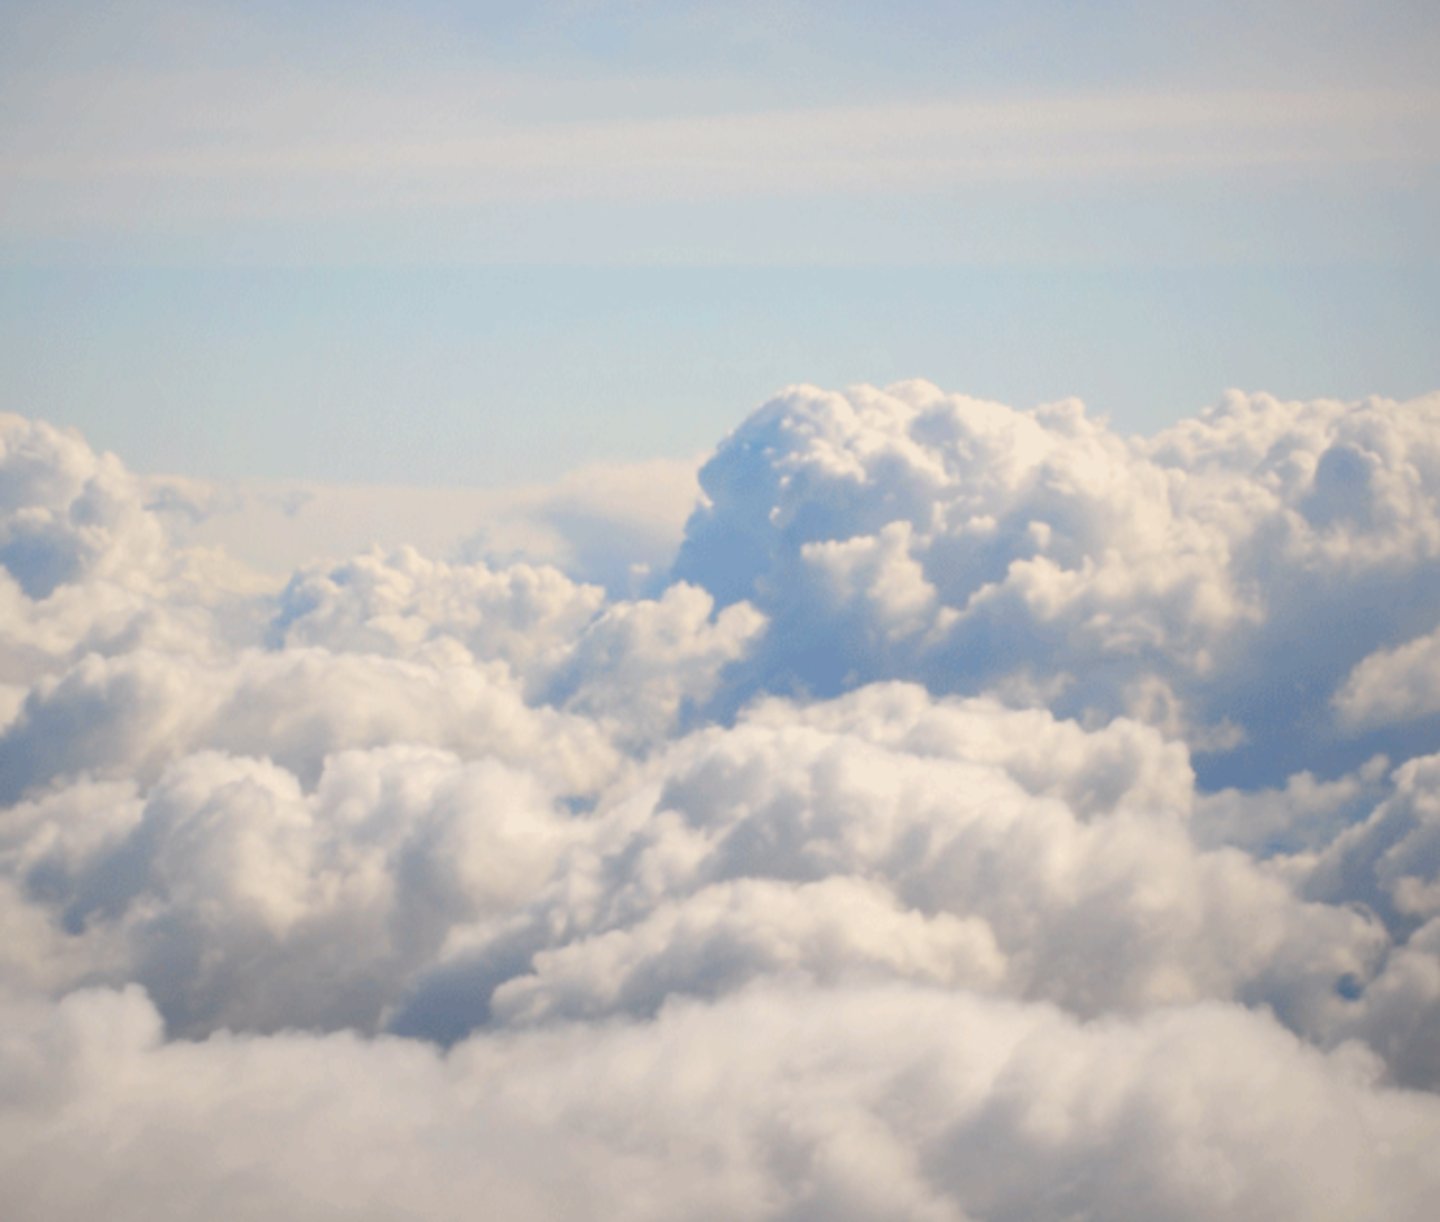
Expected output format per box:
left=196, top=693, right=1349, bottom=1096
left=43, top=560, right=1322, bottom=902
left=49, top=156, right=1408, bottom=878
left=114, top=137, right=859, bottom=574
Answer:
left=3, top=390, right=1440, bottom=1215
left=0, top=644, right=621, bottom=803
left=0, top=414, right=263, bottom=690
left=2, top=983, right=1439, bottom=1222
left=269, top=548, right=608, bottom=680
left=152, top=451, right=702, bottom=595
left=392, top=682, right=1386, bottom=1053
left=4, top=0, right=1437, bottom=255
left=1305, top=754, right=1440, bottom=939
left=1335, top=625, right=1440, bottom=730
left=7, top=64, right=1438, bottom=234
left=676, top=383, right=1440, bottom=787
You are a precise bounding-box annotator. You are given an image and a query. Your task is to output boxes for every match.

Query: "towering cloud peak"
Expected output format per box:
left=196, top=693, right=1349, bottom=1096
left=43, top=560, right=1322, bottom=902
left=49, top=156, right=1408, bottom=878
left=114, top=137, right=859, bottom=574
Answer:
left=676, top=383, right=1440, bottom=786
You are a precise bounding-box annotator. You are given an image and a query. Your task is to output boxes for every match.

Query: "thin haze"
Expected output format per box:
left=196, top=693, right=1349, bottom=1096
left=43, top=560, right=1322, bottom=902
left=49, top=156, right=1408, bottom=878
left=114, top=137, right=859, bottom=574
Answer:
left=0, top=0, right=1437, bottom=485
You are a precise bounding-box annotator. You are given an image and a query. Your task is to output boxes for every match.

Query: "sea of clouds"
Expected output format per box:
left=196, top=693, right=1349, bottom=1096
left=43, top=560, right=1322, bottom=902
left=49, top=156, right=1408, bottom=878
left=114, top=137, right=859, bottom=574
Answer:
left=3, top=382, right=1440, bottom=1220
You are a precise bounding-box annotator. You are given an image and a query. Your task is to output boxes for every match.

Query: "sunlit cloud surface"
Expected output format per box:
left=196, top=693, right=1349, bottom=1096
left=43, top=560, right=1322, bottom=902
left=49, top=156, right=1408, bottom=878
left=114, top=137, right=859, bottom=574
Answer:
left=3, top=385, right=1440, bottom=1218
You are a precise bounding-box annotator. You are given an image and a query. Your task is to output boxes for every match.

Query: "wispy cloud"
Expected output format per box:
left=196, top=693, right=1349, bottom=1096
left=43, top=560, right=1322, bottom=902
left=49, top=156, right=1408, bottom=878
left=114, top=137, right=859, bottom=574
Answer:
left=147, top=453, right=701, bottom=592
left=5, top=72, right=1437, bottom=232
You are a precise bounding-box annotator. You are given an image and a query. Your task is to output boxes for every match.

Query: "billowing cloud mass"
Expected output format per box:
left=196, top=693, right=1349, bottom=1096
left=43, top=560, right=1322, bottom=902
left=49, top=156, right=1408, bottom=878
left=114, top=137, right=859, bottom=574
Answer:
left=3, top=389, right=1440, bottom=1220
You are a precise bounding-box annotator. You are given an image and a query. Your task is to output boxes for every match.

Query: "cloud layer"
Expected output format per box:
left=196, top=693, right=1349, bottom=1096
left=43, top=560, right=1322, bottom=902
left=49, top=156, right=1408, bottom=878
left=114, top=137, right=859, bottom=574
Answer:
left=3, top=391, right=1440, bottom=1219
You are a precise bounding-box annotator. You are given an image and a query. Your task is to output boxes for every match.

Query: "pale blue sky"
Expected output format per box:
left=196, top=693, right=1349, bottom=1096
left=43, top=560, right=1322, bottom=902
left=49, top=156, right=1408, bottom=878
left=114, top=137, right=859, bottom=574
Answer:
left=2, top=0, right=1437, bottom=483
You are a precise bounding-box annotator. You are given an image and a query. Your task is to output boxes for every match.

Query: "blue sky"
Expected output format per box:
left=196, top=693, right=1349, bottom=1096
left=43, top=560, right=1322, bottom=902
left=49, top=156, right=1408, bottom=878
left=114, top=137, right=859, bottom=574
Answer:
left=2, top=0, right=1437, bottom=483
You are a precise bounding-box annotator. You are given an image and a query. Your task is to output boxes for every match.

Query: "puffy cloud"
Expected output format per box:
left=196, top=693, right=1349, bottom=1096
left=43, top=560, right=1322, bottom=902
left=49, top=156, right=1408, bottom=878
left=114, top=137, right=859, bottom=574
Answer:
left=677, top=383, right=1440, bottom=787
left=1305, top=753, right=1440, bottom=938
left=541, top=582, right=765, bottom=746
left=269, top=546, right=607, bottom=680
left=1190, top=754, right=1393, bottom=855
left=3, top=391, right=1440, bottom=1217
left=0, top=645, right=620, bottom=802
left=2, top=984, right=1439, bottom=1222
left=271, top=552, right=762, bottom=748
left=2, top=745, right=586, bottom=1036
left=0, top=413, right=167, bottom=600
left=1335, top=625, right=1440, bottom=730
left=392, top=684, right=1385, bottom=1052
left=1326, top=915, right=1440, bottom=1091
left=0, top=415, right=266, bottom=692
left=488, top=876, right=1006, bottom=1026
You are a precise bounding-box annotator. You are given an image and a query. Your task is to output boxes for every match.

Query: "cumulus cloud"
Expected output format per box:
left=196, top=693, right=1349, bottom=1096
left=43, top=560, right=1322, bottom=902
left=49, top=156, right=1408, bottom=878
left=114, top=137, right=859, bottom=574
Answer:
left=392, top=683, right=1386, bottom=1052
left=677, top=383, right=1440, bottom=787
left=3, top=387, right=1440, bottom=1217
left=1335, top=625, right=1440, bottom=730
left=3, top=984, right=1440, bottom=1222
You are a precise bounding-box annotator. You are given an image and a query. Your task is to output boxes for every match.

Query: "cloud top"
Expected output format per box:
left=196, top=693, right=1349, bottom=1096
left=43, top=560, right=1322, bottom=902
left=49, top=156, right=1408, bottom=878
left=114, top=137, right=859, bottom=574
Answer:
left=2, top=388, right=1440, bottom=1218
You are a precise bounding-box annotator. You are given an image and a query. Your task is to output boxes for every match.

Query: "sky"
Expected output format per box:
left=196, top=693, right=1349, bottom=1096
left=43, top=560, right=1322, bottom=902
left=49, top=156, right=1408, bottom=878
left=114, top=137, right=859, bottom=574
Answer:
left=5, top=5, right=1440, bottom=1220
left=2, top=0, right=1438, bottom=484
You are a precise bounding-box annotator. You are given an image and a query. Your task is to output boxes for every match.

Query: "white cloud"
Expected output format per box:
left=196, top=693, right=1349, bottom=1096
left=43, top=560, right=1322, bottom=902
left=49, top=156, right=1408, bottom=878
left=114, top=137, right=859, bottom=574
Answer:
left=1305, top=754, right=1440, bottom=937
left=543, top=582, right=765, bottom=745
left=3, top=391, right=1440, bottom=1214
left=2, top=983, right=1438, bottom=1222
left=6, top=67, right=1437, bottom=235
left=269, top=548, right=608, bottom=682
left=677, top=383, right=1440, bottom=787
left=1335, top=626, right=1440, bottom=730
left=0, top=644, right=621, bottom=802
